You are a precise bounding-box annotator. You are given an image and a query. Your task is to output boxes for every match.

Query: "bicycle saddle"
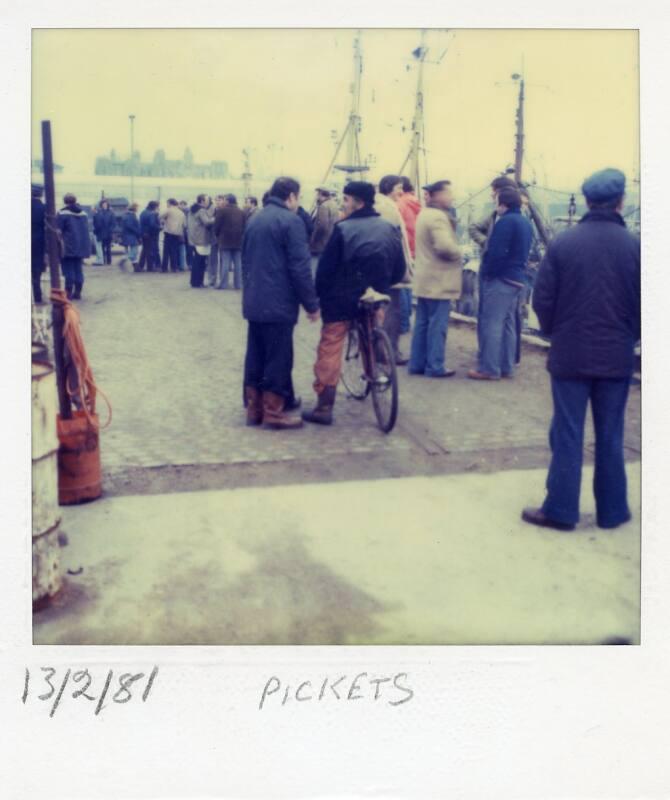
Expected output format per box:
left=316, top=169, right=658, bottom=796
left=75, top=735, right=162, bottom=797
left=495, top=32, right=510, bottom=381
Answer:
left=359, top=287, right=391, bottom=305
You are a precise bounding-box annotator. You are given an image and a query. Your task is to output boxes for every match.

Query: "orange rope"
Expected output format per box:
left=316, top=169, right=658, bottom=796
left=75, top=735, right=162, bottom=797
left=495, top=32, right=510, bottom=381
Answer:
left=50, top=288, right=112, bottom=431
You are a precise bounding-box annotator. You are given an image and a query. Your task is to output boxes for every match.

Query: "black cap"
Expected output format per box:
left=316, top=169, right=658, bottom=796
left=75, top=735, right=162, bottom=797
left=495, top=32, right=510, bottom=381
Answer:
left=422, top=180, right=451, bottom=194
left=343, top=180, right=375, bottom=206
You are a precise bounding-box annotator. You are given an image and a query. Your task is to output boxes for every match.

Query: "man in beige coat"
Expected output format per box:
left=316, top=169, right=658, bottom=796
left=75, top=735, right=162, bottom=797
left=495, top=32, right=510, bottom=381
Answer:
left=408, top=180, right=462, bottom=377
left=160, top=198, right=186, bottom=272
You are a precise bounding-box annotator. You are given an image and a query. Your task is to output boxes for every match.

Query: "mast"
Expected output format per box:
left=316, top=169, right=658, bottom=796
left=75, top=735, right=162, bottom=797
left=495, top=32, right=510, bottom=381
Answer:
left=399, top=30, right=428, bottom=202
left=241, top=148, right=252, bottom=199
left=319, top=31, right=369, bottom=187
left=513, top=75, right=525, bottom=184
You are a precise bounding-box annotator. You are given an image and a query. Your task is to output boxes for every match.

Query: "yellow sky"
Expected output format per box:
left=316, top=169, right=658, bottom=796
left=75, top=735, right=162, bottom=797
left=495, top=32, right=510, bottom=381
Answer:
left=32, top=28, right=639, bottom=195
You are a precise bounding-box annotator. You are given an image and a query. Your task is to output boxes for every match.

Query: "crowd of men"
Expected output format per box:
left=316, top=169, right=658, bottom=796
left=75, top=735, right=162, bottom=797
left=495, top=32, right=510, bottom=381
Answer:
left=238, top=168, right=640, bottom=534
left=31, top=166, right=640, bottom=532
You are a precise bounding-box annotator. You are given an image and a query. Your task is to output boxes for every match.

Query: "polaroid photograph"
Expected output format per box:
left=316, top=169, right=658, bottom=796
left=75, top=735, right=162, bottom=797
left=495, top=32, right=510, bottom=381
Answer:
left=2, top=2, right=668, bottom=798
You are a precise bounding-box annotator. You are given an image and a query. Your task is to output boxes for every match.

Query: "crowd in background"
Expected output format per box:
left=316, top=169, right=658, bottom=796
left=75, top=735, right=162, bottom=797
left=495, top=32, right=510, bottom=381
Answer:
left=30, top=166, right=640, bottom=533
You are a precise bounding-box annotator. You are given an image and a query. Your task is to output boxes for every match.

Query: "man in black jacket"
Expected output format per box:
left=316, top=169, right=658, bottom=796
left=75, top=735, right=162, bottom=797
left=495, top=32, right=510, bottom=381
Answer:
left=57, top=193, right=91, bottom=299
left=242, top=176, right=320, bottom=430
left=138, top=201, right=161, bottom=272
left=93, top=199, right=116, bottom=264
left=302, top=181, right=406, bottom=426
left=31, top=185, right=46, bottom=303
left=523, top=168, right=640, bottom=531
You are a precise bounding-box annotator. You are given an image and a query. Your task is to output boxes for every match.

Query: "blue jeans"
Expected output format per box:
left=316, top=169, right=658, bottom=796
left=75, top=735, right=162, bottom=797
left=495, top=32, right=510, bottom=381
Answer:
left=542, top=376, right=631, bottom=527
left=478, top=278, right=522, bottom=377
left=94, top=237, right=103, bottom=264
left=178, top=243, right=186, bottom=271
left=221, top=249, right=242, bottom=289
left=399, top=288, right=413, bottom=334
left=409, top=298, right=452, bottom=376
left=126, top=244, right=138, bottom=262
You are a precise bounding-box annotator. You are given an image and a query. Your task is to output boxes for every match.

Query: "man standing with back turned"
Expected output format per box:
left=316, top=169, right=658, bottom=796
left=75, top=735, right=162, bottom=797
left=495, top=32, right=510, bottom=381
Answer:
left=242, top=176, right=320, bottom=430
left=522, top=168, right=640, bottom=531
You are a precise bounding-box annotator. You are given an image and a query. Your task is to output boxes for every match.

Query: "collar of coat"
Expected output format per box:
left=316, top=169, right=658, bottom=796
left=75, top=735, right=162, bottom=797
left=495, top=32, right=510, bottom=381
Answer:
left=345, top=206, right=379, bottom=220
left=266, top=196, right=291, bottom=211
left=580, top=209, right=626, bottom=227
left=59, top=205, right=86, bottom=216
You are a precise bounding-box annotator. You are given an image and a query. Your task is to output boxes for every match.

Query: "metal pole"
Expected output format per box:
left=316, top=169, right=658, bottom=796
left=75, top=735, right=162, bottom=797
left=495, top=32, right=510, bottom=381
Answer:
left=399, top=31, right=427, bottom=204
left=319, top=118, right=350, bottom=187
left=514, top=78, right=525, bottom=185
left=347, top=33, right=362, bottom=170
left=130, top=116, right=136, bottom=199
left=41, top=120, right=71, bottom=419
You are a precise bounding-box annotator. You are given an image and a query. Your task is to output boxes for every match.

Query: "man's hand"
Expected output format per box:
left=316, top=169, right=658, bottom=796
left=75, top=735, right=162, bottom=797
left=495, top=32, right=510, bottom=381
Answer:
left=307, top=309, right=321, bottom=323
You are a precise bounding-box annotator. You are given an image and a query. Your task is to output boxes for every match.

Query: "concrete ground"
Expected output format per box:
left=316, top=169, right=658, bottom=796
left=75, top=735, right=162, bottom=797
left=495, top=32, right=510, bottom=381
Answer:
left=32, top=257, right=641, bottom=645
left=34, top=463, right=640, bottom=646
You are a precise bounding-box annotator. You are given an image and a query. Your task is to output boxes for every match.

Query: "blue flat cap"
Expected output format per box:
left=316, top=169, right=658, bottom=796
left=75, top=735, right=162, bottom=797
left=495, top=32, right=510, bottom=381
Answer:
left=582, top=168, right=626, bottom=203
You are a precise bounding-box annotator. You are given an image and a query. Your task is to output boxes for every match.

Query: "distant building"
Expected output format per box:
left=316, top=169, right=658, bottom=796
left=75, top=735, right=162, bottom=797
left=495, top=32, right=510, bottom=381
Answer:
left=94, top=147, right=229, bottom=179
left=32, top=158, right=63, bottom=173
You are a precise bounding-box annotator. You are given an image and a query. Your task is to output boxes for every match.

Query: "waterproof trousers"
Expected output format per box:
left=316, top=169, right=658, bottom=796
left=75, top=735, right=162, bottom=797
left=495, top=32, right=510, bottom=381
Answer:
left=61, top=257, right=84, bottom=298
left=244, top=321, right=295, bottom=400
left=190, top=253, right=207, bottom=287
left=162, top=233, right=181, bottom=272
left=138, top=234, right=160, bottom=272
left=101, top=238, right=112, bottom=265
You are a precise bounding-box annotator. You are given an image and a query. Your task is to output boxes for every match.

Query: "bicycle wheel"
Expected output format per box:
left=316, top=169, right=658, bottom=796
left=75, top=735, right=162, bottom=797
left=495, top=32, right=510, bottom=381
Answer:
left=340, top=326, right=369, bottom=400
left=370, top=327, right=398, bottom=433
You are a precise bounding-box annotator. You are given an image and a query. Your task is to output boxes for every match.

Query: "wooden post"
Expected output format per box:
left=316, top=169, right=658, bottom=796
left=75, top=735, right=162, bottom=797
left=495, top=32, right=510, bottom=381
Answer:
left=41, top=120, right=71, bottom=419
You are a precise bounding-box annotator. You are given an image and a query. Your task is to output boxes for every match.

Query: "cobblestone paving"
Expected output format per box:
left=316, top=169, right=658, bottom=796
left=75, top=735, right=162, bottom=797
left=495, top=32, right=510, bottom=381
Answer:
left=62, top=260, right=641, bottom=472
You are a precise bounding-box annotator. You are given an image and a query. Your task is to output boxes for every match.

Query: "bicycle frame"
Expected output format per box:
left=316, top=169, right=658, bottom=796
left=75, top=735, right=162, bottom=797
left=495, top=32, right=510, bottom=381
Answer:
left=355, top=303, right=386, bottom=383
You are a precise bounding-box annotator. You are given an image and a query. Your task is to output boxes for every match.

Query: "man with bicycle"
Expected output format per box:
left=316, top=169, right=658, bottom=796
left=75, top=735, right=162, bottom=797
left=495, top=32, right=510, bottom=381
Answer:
left=302, top=181, right=406, bottom=426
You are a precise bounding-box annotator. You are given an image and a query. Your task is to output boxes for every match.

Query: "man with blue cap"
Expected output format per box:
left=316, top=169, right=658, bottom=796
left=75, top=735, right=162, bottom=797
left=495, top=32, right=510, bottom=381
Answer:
left=522, top=168, right=640, bottom=531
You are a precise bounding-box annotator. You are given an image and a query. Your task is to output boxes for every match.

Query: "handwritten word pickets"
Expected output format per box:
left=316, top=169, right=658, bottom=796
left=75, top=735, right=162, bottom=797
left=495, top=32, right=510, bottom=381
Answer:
left=259, top=673, right=414, bottom=710
left=22, top=666, right=159, bottom=717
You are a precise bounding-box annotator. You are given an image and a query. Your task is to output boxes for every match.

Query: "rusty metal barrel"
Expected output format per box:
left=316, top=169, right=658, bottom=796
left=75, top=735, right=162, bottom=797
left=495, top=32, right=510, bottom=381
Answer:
left=57, top=410, right=102, bottom=504
left=32, top=358, right=62, bottom=604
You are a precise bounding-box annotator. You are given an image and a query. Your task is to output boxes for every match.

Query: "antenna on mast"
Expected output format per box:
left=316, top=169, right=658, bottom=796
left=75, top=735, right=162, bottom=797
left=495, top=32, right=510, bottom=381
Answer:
left=512, top=72, right=525, bottom=185
left=241, top=148, right=252, bottom=199
left=318, top=31, right=369, bottom=188
left=398, top=30, right=428, bottom=201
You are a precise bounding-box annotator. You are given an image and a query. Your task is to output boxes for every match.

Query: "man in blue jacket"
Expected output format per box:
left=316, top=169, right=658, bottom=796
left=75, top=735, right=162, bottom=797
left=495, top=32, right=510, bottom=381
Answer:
left=242, top=176, right=320, bottom=430
left=57, top=193, right=91, bottom=300
left=522, top=168, right=640, bottom=531
left=468, top=186, right=532, bottom=380
left=138, top=201, right=161, bottom=272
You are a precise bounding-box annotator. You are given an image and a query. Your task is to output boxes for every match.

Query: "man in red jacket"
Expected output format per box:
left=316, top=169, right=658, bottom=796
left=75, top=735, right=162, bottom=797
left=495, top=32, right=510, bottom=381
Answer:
left=397, top=176, right=422, bottom=345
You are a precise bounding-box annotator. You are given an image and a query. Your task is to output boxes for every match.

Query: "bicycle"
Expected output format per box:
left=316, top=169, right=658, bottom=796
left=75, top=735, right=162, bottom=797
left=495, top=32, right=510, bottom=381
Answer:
left=340, top=287, right=399, bottom=433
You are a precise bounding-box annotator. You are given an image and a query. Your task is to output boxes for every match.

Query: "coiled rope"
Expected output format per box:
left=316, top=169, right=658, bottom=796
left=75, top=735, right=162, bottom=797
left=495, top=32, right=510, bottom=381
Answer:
left=50, top=288, right=112, bottom=431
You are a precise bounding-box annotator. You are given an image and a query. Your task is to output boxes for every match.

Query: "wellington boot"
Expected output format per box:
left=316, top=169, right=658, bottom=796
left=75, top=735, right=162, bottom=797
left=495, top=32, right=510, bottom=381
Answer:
left=302, top=386, right=336, bottom=426
left=244, top=386, right=263, bottom=426
left=262, top=391, right=303, bottom=430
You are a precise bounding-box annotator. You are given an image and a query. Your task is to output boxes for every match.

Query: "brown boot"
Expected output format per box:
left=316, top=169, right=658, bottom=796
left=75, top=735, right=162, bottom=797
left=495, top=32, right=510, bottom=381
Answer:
left=244, top=386, right=263, bottom=426
left=262, top=391, right=303, bottom=430
left=302, top=386, right=336, bottom=425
